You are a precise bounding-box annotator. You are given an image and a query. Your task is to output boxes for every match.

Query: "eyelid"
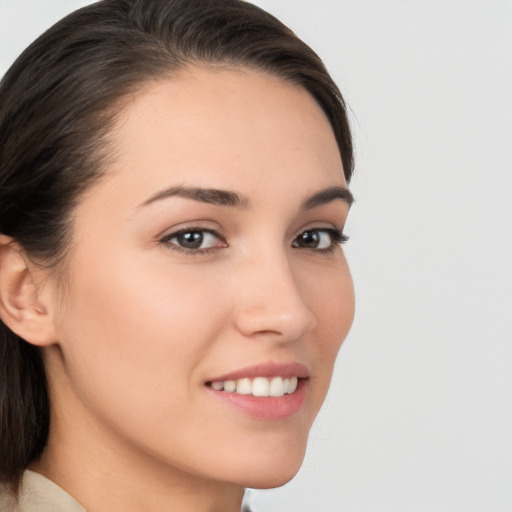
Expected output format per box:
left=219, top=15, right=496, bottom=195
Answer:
left=292, top=226, right=349, bottom=251
left=159, top=226, right=227, bottom=255
left=160, top=226, right=221, bottom=240
left=156, top=218, right=222, bottom=238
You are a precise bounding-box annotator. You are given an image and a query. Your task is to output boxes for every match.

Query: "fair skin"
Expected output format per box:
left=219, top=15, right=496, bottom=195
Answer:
left=1, top=66, right=354, bottom=512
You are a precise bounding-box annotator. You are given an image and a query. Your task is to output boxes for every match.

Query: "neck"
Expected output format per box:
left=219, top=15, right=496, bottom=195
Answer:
left=31, top=358, right=245, bottom=512
left=31, top=431, right=245, bottom=512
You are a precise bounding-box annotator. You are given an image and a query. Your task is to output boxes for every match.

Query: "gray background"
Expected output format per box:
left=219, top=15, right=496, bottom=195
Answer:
left=1, top=1, right=511, bottom=511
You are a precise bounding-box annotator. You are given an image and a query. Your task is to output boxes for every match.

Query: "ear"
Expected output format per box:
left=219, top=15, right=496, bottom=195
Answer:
left=0, top=234, right=58, bottom=346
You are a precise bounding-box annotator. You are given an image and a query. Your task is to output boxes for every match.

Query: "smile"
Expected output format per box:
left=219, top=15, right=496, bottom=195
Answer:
left=207, top=376, right=299, bottom=397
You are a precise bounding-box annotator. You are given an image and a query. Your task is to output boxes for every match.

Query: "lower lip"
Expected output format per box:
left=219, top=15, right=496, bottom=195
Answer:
left=206, top=379, right=307, bottom=420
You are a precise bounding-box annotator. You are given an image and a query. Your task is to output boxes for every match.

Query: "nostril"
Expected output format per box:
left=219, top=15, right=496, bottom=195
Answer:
left=233, top=304, right=316, bottom=341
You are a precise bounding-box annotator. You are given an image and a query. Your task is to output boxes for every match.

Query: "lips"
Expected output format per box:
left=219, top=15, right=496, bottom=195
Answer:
left=205, top=362, right=309, bottom=420
left=207, top=362, right=309, bottom=381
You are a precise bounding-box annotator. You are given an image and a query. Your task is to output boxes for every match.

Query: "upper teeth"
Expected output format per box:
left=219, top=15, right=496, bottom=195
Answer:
left=210, top=376, right=298, bottom=397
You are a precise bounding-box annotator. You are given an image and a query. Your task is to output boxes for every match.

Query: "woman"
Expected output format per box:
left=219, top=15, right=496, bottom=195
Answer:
left=0, top=0, right=354, bottom=510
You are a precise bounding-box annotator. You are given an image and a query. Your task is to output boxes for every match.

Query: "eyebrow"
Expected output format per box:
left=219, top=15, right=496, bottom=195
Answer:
left=140, top=186, right=249, bottom=208
left=301, top=186, right=354, bottom=210
left=140, top=184, right=354, bottom=209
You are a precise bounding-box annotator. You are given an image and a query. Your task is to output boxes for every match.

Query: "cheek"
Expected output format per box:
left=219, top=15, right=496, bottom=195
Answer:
left=305, top=256, right=354, bottom=397
left=55, top=253, right=227, bottom=420
left=308, top=254, right=354, bottom=341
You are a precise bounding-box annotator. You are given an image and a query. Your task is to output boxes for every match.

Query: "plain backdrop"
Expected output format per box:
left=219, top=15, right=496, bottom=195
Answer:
left=1, top=1, right=511, bottom=511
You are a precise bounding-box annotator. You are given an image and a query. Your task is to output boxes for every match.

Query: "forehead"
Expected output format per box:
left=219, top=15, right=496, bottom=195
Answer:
left=74, top=66, right=346, bottom=227
left=107, top=65, right=344, bottom=185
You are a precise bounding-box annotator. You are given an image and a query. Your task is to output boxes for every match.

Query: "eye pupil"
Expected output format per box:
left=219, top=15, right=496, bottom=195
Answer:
left=178, top=231, right=203, bottom=249
left=298, top=231, right=320, bottom=248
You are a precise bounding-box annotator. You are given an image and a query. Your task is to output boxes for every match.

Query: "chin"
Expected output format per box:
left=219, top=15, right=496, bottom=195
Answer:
left=243, top=468, right=301, bottom=490
left=226, top=444, right=307, bottom=490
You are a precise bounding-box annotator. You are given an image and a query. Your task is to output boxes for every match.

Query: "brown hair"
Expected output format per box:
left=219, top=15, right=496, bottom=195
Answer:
left=0, top=0, right=353, bottom=487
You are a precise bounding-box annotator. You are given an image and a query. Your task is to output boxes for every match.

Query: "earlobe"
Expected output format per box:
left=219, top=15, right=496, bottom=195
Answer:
left=0, top=234, right=58, bottom=346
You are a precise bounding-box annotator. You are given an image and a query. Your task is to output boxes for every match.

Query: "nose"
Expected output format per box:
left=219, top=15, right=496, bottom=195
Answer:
left=232, top=253, right=317, bottom=342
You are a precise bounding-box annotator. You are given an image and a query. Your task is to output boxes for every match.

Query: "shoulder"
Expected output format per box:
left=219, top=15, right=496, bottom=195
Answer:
left=0, top=471, right=86, bottom=512
left=0, top=479, right=18, bottom=512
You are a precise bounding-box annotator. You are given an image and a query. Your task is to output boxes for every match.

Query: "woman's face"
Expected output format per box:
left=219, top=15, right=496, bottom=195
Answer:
left=44, top=66, right=354, bottom=489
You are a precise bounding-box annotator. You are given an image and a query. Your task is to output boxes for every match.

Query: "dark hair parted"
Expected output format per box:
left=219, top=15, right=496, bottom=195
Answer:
left=0, top=0, right=354, bottom=486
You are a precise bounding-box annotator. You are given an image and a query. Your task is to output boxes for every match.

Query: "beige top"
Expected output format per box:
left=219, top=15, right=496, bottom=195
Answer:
left=0, top=470, right=86, bottom=512
left=0, top=470, right=254, bottom=512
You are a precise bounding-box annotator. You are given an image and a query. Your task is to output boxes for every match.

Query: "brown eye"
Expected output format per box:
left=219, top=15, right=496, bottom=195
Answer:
left=162, top=229, right=225, bottom=252
left=292, top=229, right=346, bottom=250
left=295, top=231, right=322, bottom=249
left=175, top=231, right=204, bottom=249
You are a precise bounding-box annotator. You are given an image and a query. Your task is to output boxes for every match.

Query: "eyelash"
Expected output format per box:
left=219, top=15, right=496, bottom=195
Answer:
left=159, top=228, right=226, bottom=256
left=296, top=228, right=349, bottom=251
left=159, top=227, right=348, bottom=256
